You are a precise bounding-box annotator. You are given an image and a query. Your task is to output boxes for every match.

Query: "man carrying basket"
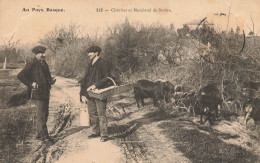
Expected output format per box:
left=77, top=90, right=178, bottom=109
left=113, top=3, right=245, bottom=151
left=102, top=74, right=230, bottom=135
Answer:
left=80, top=46, right=112, bottom=142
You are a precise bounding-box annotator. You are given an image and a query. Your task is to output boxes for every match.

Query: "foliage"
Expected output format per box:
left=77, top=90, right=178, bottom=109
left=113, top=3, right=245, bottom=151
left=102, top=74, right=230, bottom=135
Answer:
left=104, top=19, right=178, bottom=79
left=186, top=24, right=260, bottom=102
left=126, top=21, right=259, bottom=115
left=37, top=20, right=260, bottom=110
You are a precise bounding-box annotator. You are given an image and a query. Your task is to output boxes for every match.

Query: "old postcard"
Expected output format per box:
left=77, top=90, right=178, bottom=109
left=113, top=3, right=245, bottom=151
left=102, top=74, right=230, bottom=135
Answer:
left=0, top=0, right=260, bottom=162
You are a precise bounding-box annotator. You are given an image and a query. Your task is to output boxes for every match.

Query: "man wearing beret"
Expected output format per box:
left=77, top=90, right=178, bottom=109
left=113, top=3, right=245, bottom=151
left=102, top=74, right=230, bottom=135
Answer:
left=17, top=46, right=56, bottom=143
left=80, top=46, right=111, bottom=142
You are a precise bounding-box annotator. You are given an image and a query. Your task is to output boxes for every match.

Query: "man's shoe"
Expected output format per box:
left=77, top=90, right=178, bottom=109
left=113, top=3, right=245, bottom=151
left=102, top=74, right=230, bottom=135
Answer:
left=43, top=138, right=54, bottom=145
left=88, top=133, right=100, bottom=138
left=36, top=135, right=41, bottom=140
left=100, top=136, right=108, bottom=142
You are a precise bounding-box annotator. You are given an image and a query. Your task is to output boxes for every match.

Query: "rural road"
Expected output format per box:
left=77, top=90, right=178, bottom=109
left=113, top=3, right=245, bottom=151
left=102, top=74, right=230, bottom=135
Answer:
left=23, top=76, right=260, bottom=163
left=25, top=76, right=126, bottom=163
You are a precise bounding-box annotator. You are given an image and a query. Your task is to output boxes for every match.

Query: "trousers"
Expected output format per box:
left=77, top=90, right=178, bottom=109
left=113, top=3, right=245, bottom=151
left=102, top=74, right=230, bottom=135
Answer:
left=87, top=98, right=108, bottom=137
left=35, top=100, right=49, bottom=140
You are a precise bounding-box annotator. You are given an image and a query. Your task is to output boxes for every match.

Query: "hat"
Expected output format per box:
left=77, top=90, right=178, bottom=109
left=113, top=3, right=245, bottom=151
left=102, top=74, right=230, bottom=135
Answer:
left=86, top=46, right=102, bottom=53
left=32, top=46, right=47, bottom=54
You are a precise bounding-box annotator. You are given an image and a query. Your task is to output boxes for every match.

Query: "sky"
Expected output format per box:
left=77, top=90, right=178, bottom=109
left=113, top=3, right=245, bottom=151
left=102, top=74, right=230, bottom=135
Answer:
left=0, top=0, right=260, bottom=44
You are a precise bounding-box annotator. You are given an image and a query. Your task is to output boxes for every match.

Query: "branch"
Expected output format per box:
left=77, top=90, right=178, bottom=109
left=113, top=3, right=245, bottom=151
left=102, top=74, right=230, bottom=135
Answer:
left=196, top=17, right=207, bottom=30
left=225, top=4, right=232, bottom=32
left=247, top=25, right=252, bottom=33
left=251, top=17, right=255, bottom=34
left=240, top=30, right=245, bottom=53
left=1, top=33, right=19, bottom=56
left=197, top=50, right=214, bottom=64
left=8, top=35, right=14, bottom=46
left=251, top=17, right=256, bottom=45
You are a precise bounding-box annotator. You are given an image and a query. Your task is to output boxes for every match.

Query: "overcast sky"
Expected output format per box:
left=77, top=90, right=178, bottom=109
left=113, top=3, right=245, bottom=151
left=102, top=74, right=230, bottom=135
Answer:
left=0, top=0, right=260, bottom=44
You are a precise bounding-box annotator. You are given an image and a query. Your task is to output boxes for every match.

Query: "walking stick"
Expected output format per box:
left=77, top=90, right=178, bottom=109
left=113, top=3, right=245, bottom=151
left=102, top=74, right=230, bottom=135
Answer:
left=30, top=88, right=35, bottom=107
left=30, top=88, right=35, bottom=123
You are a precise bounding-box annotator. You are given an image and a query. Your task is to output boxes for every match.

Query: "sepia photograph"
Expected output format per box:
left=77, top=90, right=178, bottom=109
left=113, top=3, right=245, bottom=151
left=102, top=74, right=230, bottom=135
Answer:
left=0, top=0, right=260, bottom=162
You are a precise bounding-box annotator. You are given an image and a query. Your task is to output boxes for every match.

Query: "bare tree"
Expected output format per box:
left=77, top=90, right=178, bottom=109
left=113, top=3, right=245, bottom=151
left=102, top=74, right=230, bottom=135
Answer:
left=1, top=34, right=19, bottom=69
left=39, top=23, right=98, bottom=77
left=39, top=23, right=81, bottom=54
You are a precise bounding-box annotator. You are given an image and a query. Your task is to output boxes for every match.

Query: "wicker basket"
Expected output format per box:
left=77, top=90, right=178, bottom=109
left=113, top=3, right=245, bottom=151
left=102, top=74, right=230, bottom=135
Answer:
left=88, top=77, right=133, bottom=100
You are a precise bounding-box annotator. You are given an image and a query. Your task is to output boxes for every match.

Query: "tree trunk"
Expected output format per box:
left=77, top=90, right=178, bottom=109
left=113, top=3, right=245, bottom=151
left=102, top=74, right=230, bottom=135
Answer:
left=3, top=56, right=7, bottom=69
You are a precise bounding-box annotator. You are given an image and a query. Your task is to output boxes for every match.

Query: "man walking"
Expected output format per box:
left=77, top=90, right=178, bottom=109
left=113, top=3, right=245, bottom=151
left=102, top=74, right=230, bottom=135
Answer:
left=80, top=46, right=111, bottom=142
left=17, top=46, right=56, bottom=143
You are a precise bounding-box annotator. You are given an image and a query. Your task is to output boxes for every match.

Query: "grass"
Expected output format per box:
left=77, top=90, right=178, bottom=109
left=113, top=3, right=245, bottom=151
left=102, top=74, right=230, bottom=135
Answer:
left=0, top=106, right=36, bottom=163
left=0, top=69, right=27, bottom=109
left=0, top=69, right=36, bottom=162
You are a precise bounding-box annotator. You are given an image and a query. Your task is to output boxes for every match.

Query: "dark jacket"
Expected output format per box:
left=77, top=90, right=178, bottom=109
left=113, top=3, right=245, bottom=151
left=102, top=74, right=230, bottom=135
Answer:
left=17, top=57, right=53, bottom=100
left=80, top=57, right=112, bottom=99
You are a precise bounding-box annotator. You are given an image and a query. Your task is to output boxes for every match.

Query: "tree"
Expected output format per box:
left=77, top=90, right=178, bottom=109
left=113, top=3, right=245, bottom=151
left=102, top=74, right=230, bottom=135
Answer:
left=1, top=34, right=19, bottom=69
left=39, top=24, right=82, bottom=54
left=39, top=23, right=98, bottom=77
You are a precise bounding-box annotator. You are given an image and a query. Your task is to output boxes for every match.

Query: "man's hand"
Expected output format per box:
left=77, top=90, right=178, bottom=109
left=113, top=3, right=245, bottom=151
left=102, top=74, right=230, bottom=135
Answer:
left=80, top=95, right=87, bottom=103
left=32, top=82, right=38, bottom=89
left=51, top=77, right=56, bottom=85
left=87, top=85, right=96, bottom=92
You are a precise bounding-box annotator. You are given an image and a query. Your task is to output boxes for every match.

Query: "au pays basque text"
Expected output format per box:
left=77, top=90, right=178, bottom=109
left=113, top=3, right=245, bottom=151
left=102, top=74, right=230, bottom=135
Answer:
left=22, top=8, right=65, bottom=12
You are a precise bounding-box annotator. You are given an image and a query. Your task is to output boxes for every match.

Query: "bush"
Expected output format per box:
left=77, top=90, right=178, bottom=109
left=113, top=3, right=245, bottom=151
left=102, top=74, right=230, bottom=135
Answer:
left=39, top=21, right=260, bottom=116
left=104, top=20, right=178, bottom=77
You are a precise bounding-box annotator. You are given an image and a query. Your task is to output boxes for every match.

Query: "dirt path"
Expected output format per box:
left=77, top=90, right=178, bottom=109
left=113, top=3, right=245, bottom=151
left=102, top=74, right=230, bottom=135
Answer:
left=116, top=107, right=260, bottom=162
left=23, top=77, right=126, bottom=163
left=22, top=76, right=260, bottom=163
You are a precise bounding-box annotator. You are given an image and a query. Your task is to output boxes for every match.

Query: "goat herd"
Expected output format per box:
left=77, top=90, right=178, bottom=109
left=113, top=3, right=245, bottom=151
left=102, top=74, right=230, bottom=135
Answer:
left=133, top=79, right=260, bottom=126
